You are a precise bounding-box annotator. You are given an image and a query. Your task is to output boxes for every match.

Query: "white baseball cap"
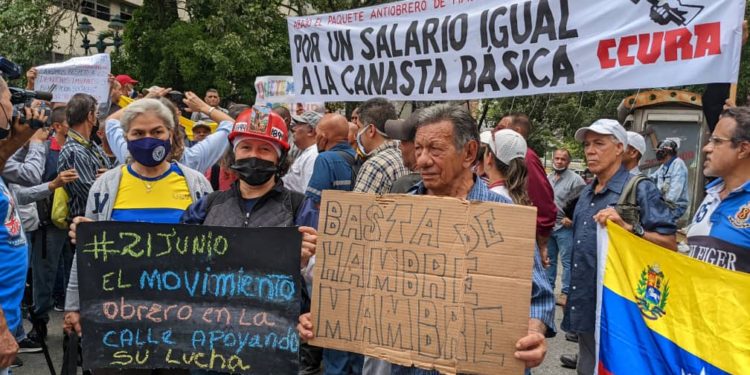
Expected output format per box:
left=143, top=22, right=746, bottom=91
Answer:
left=626, top=131, right=647, bottom=156
left=574, top=119, right=628, bottom=148
left=479, top=130, right=493, bottom=146
left=488, top=129, right=527, bottom=164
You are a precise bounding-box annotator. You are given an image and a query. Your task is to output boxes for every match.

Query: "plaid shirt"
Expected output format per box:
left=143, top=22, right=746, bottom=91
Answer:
left=353, top=140, right=408, bottom=194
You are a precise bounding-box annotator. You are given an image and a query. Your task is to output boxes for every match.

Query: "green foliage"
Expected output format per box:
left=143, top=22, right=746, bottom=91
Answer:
left=0, top=0, right=60, bottom=72
left=482, top=90, right=630, bottom=159
left=636, top=269, right=647, bottom=297
left=115, top=0, right=292, bottom=101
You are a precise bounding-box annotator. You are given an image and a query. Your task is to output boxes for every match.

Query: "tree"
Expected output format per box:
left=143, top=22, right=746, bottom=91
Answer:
left=115, top=0, right=293, bottom=102
left=0, top=0, right=71, bottom=73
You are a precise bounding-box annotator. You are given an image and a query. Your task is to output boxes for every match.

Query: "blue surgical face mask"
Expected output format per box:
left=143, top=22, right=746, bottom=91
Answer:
left=127, top=137, right=171, bottom=167
left=356, top=124, right=370, bottom=156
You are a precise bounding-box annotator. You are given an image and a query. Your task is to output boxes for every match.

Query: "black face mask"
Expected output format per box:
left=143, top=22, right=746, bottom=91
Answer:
left=656, top=149, right=668, bottom=160
left=230, top=157, right=279, bottom=186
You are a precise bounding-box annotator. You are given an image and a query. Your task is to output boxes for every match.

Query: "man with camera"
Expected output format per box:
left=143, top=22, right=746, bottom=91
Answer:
left=0, top=74, right=50, bottom=373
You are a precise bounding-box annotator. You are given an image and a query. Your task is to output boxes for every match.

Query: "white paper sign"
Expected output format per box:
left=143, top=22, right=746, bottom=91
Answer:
left=287, top=0, right=745, bottom=102
left=254, top=76, right=296, bottom=104
left=254, top=75, right=325, bottom=114
left=34, top=54, right=111, bottom=103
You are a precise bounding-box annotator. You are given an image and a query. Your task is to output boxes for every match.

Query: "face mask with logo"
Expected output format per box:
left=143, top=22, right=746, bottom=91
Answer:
left=127, top=137, right=171, bottom=167
left=231, top=157, right=279, bottom=186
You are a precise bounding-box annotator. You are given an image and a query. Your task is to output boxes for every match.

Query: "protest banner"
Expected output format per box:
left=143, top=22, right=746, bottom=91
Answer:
left=76, top=222, right=302, bottom=373
left=596, top=223, right=750, bottom=374
left=287, top=0, right=745, bottom=102
left=254, top=75, right=326, bottom=114
left=34, top=54, right=111, bottom=103
left=310, top=191, right=537, bottom=374
left=255, top=76, right=296, bottom=104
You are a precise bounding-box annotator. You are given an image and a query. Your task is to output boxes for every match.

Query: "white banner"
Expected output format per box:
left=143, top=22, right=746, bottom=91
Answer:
left=34, top=54, right=111, bottom=103
left=287, top=0, right=745, bottom=102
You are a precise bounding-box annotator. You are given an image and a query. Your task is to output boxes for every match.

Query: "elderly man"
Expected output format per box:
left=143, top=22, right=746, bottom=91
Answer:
left=547, top=149, right=586, bottom=307
left=297, top=104, right=555, bottom=374
left=560, top=119, right=676, bottom=374
left=624, top=131, right=647, bottom=175
left=283, top=111, right=322, bottom=194
left=687, top=107, right=750, bottom=273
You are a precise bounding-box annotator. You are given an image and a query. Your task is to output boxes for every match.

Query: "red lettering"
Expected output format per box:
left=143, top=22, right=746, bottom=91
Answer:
left=664, top=28, right=693, bottom=62
left=617, top=36, right=638, bottom=66
left=597, top=39, right=617, bottom=69
left=694, top=22, right=721, bottom=58
left=637, top=32, right=663, bottom=64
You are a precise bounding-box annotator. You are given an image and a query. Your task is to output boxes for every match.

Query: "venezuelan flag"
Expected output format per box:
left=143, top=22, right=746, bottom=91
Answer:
left=596, top=223, right=750, bottom=375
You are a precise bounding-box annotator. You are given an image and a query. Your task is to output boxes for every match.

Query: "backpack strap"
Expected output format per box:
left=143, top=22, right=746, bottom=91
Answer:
left=617, top=174, right=647, bottom=207
left=333, top=150, right=357, bottom=186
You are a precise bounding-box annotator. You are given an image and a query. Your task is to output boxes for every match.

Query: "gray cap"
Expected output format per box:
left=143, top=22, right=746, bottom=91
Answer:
left=626, top=131, right=646, bottom=155
left=574, top=119, right=628, bottom=148
left=384, top=110, right=420, bottom=141
left=291, top=111, right=323, bottom=128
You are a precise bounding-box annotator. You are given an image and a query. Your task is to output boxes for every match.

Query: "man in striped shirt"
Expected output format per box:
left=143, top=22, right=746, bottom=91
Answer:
left=57, top=94, right=113, bottom=220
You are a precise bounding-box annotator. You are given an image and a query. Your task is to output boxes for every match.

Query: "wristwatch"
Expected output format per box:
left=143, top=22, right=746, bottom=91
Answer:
left=632, top=223, right=645, bottom=237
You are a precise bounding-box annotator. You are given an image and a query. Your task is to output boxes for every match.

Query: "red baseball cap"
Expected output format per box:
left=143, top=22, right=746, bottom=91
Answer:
left=115, top=74, right=138, bottom=85
left=229, top=106, right=290, bottom=151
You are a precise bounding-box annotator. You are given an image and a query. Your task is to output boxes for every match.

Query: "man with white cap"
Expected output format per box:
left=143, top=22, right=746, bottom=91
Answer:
left=624, top=131, right=647, bottom=175
left=560, top=119, right=676, bottom=374
left=283, top=111, right=322, bottom=193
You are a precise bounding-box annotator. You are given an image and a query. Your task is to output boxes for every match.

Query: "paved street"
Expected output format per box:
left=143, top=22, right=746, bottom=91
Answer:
left=17, top=274, right=577, bottom=375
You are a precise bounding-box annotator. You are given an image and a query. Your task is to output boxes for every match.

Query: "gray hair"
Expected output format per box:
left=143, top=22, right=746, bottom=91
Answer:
left=415, top=104, right=479, bottom=150
left=120, top=98, right=175, bottom=133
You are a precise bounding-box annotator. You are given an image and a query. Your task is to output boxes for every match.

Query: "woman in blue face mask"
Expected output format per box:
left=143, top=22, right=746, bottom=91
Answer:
left=62, top=99, right=213, bottom=372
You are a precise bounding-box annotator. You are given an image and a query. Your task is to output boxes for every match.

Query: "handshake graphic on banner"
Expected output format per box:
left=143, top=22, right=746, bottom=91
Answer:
left=631, top=0, right=704, bottom=26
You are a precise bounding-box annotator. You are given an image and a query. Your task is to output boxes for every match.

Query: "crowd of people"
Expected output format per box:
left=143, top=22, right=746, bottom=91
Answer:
left=0, top=63, right=747, bottom=375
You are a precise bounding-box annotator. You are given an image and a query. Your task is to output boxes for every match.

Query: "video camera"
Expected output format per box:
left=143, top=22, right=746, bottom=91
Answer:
left=1, top=56, right=54, bottom=129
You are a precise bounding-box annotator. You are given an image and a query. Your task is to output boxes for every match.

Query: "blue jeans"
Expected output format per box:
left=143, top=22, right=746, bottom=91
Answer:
left=546, top=227, right=573, bottom=294
left=323, top=349, right=363, bottom=375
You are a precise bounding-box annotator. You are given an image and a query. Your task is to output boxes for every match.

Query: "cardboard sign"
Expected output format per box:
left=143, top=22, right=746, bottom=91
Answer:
left=287, top=0, right=744, bottom=101
left=310, top=191, right=537, bottom=374
left=34, top=54, right=111, bottom=103
left=76, top=222, right=302, bottom=373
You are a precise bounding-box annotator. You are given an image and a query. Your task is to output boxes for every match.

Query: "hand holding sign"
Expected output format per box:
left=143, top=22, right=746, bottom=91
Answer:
left=299, top=226, right=317, bottom=268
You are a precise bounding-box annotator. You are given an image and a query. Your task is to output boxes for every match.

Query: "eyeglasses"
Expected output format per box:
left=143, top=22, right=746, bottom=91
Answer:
left=707, top=136, right=735, bottom=146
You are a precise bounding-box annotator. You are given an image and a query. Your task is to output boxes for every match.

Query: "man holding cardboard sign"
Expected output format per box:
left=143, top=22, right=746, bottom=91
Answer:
left=298, top=104, right=555, bottom=374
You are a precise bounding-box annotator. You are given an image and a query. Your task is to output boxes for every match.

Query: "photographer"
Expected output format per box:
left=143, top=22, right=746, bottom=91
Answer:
left=0, top=74, right=49, bottom=372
